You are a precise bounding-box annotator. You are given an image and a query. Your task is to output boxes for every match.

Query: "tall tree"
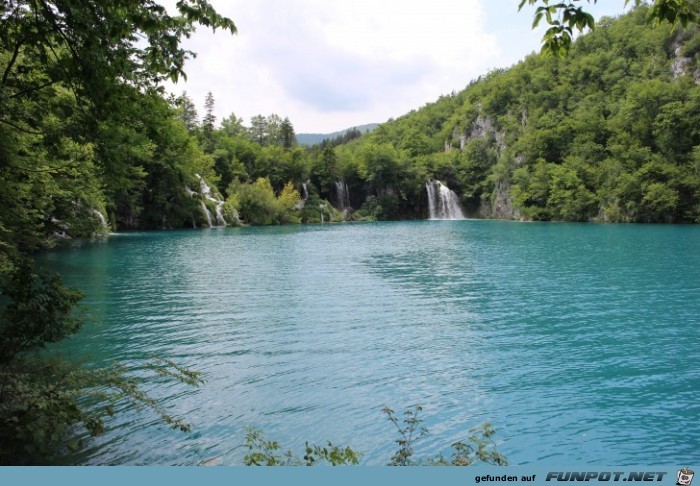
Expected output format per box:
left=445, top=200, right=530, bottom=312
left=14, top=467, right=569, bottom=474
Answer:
left=280, top=117, right=297, bottom=149
left=266, top=114, right=284, bottom=146
left=221, top=113, right=246, bottom=137
left=249, top=115, right=268, bottom=145
left=176, top=91, right=200, bottom=133
left=202, top=91, right=216, bottom=135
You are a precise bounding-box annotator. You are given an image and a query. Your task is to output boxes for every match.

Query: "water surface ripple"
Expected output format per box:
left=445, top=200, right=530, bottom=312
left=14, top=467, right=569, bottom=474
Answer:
left=39, top=221, right=700, bottom=465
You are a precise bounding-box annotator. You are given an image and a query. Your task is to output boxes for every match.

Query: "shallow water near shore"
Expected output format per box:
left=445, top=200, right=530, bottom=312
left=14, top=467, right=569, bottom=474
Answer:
left=38, top=220, right=700, bottom=465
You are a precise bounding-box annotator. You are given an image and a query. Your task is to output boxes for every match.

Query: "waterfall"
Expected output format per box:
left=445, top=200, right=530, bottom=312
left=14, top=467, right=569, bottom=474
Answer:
left=92, top=209, right=108, bottom=228
left=213, top=201, right=226, bottom=226
left=191, top=174, right=227, bottom=228
left=426, top=180, right=465, bottom=220
left=198, top=176, right=212, bottom=195
left=200, top=202, right=213, bottom=227
left=294, top=181, right=309, bottom=210
left=335, top=181, right=351, bottom=214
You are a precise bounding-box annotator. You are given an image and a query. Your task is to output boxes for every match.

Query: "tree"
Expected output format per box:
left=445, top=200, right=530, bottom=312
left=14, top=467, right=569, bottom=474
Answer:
left=266, top=114, right=284, bottom=146
left=221, top=113, right=246, bottom=138
left=276, top=182, right=302, bottom=223
left=519, top=0, right=697, bottom=55
left=176, top=92, right=200, bottom=133
left=0, top=259, right=204, bottom=464
left=314, top=144, right=338, bottom=194
left=0, top=0, right=236, bottom=463
left=1, top=1, right=236, bottom=98
left=230, top=177, right=279, bottom=225
left=249, top=115, right=268, bottom=145
left=0, top=0, right=236, bottom=238
left=280, top=117, right=297, bottom=149
left=246, top=114, right=296, bottom=147
left=202, top=91, right=216, bottom=139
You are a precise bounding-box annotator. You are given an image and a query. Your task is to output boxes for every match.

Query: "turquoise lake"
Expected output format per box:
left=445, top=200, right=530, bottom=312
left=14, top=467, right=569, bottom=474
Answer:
left=38, top=221, right=700, bottom=465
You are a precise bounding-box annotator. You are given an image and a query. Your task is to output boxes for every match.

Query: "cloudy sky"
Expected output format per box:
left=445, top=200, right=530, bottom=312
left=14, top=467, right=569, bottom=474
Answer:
left=164, top=0, right=630, bottom=134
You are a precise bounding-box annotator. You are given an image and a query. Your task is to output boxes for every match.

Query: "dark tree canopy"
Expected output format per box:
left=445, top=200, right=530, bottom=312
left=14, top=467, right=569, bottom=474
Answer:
left=1, top=0, right=236, bottom=95
left=0, top=0, right=235, bottom=464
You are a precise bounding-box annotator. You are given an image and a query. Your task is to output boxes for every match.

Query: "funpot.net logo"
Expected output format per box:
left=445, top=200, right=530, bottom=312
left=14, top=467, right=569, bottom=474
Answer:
left=677, top=468, right=694, bottom=486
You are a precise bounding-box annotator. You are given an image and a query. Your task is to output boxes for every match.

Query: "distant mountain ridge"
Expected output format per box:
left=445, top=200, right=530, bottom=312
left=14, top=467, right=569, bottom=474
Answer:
left=297, top=123, right=379, bottom=146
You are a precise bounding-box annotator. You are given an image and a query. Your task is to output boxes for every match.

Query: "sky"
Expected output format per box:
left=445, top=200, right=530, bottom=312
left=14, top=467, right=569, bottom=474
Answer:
left=163, top=0, right=631, bottom=134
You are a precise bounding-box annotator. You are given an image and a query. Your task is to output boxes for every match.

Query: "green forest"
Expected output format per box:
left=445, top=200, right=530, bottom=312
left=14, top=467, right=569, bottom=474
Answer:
left=0, top=0, right=698, bottom=464
left=336, top=6, right=700, bottom=223
left=171, top=6, right=694, bottom=227
left=97, top=6, right=700, bottom=229
left=2, top=4, right=700, bottom=258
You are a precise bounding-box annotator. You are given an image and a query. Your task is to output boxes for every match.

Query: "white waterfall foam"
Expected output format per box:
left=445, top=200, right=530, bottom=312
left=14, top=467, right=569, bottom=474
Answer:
left=213, top=201, right=226, bottom=226
left=193, top=174, right=226, bottom=228
left=92, top=209, right=108, bottom=228
left=426, top=180, right=465, bottom=220
left=198, top=176, right=211, bottom=195
left=200, top=202, right=213, bottom=227
left=335, top=181, right=351, bottom=215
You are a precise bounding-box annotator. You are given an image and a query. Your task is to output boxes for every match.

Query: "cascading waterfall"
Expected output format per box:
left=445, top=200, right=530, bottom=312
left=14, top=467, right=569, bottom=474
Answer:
left=214, top=203, right=225, bottom=226
left=194, top=174, right=226, bottom=228
left=294, top=181, right=309, bottom=210
left=92, top=209, right=108, bottom=229
left=425, top=180, right=465, bottom=220
left=200, top=202, right=214, bottom=227
left=335, top=181, right=351, bottom=215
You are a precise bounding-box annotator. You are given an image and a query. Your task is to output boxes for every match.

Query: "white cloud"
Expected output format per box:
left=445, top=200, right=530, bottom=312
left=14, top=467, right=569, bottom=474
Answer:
left=164, top=0, right=628, bottom=133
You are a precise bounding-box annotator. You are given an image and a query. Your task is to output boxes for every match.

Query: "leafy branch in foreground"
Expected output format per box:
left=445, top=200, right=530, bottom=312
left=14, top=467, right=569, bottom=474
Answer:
left=427, top=422, right=508, bottom=466
left=0, top=258, right=203, bottom=464
left=383, top=405, right=508, bottom=466
left=243, top=427, right=360, bottom=466
left=518, top=0, right=698, bottom=55
left=242, top=406, right=507, bottom=466
left=382, top=405, right=428, bottom=465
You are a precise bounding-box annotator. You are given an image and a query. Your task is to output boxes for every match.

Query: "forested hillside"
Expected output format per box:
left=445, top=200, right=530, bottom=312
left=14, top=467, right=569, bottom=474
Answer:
left=207, top=6, right=700, bottom=226
left=326, top=7, right=700, bottom=223
left=2, top=5, right=698, bottom=268
left=180, top=7, right=700, bottom=228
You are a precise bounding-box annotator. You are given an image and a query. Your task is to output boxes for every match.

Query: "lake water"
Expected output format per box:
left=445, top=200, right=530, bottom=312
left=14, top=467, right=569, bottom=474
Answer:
left=39, top=221, right=700, bottom=465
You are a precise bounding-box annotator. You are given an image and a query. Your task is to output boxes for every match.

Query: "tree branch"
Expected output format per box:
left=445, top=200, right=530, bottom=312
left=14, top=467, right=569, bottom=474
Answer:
left=0, top=118, right=43, bottom=135
left=8, top=79, right=60, bottom=99
left=29, top=0, right=87, bottom=112
left=1, top=37, right=26, bottom=86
